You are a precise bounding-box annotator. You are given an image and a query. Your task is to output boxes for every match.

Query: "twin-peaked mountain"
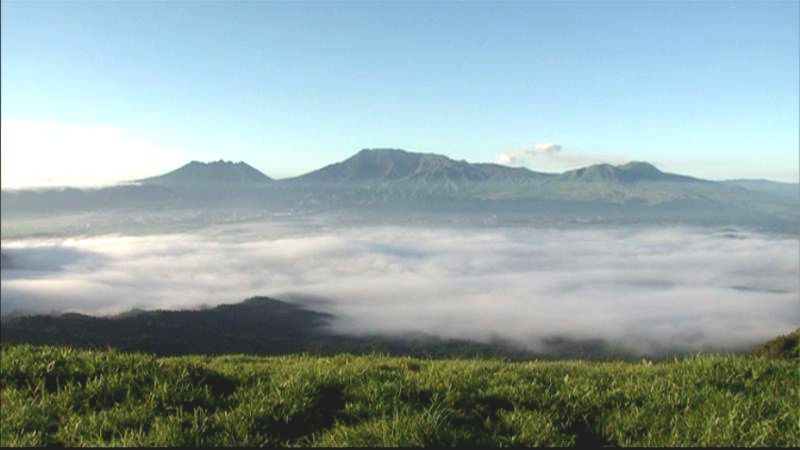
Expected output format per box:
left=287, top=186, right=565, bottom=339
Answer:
left=2, top=148, right=798, bottom=230
left=138, top=160, right=272, bottom=187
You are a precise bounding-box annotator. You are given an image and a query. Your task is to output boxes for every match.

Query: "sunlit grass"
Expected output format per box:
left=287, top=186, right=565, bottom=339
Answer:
left=1, top=345, right=797, bottom=446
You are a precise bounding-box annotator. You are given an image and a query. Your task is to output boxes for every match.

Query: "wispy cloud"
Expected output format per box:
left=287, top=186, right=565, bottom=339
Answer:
left=2, top=225, right=797, bottom=355
left=497, top=143, right=627, bottom=172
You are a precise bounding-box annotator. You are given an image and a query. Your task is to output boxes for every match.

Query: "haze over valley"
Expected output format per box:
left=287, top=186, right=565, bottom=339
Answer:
left=3, top=3, right=798, bottom=446
left=1, top=1, right=796, bottom=359
left=2, top=150, right=797, bottom=357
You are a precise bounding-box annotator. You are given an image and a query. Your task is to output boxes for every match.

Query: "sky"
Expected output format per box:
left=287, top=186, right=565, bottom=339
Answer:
left=1, top=1, right=798, bottom=187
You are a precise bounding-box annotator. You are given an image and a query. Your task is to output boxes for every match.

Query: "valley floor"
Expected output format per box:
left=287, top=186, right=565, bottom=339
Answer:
left=1, top=345, right=797, bottom=447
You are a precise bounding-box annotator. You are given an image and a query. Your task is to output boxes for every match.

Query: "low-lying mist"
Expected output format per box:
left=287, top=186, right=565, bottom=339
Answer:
left=2, top=225, right=797, bottom=355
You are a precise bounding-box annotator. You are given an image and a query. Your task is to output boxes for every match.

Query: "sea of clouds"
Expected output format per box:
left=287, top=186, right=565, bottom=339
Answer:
left=2, top=225, right=798, bottom=354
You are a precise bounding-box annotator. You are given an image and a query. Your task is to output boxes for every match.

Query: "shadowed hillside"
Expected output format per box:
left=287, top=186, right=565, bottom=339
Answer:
left=3, top=296, right=789, bottom=360
left=0, top=297, right=630, bottom=360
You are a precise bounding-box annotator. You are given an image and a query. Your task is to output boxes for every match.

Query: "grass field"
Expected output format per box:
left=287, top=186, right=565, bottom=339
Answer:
left=1, top=344, right=798, bottom=447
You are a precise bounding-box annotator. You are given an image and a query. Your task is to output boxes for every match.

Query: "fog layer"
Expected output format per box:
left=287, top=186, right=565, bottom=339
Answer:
left=2, top=226, right=797, bottom=354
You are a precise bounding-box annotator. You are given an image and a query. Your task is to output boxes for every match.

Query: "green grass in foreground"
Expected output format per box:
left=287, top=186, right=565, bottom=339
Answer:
left=0, top=345, right=798, bottom=447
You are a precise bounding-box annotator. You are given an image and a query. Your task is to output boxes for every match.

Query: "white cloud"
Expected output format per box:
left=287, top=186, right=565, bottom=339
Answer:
left=496, top=142, right=563, bottom=167
left=0, top=121, right=190, bottom=188
left=531, top=142, right=563, bottom=155
left=496, top=153, right=514, bottom=165
left=496, top=142, right=626, bottom=172
left=2, top=225, right=798, bottom=355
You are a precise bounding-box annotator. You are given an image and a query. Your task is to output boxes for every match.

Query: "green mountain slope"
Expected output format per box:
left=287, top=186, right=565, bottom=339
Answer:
left=751, top=328, right=800, bottom=359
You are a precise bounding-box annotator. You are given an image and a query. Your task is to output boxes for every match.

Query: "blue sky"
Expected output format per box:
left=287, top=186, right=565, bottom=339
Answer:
left=1, top=1, right=798, bottom=186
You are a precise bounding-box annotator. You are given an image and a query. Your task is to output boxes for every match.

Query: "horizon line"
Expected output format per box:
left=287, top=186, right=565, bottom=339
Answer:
left=3, top=148, right=798, bottom=190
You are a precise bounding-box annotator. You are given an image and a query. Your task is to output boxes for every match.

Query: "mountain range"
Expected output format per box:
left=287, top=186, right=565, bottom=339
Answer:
left=2, top=148, right=798, bottom=232
left=133, top=149, right=713, bottom=187
left=132, top=149, right=793, bottom=199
